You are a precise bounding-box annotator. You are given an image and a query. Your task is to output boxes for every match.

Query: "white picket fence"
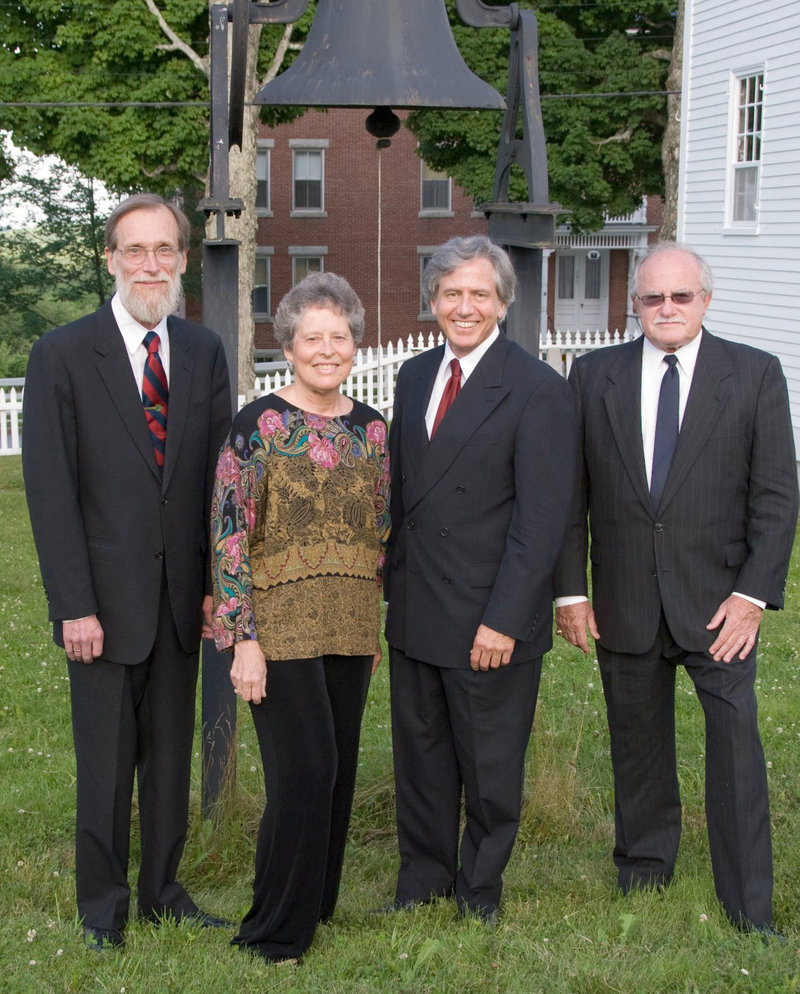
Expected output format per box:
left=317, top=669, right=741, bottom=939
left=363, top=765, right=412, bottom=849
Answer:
left=0, top=328, right=634, bottom=455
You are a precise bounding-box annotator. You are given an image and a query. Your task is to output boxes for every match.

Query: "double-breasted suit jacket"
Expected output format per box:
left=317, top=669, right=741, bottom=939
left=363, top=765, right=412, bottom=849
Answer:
left=554, top=329, right=798, bottom=653
left=385, top=335, right=577, bottom=667
left=23, top=299, right=231, bottom=662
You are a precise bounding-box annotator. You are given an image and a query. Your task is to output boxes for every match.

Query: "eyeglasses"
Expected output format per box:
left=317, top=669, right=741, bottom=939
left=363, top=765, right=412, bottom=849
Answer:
left=635, top=289, right=706, bottom=308
left=116, top=245, right=180, bottom=264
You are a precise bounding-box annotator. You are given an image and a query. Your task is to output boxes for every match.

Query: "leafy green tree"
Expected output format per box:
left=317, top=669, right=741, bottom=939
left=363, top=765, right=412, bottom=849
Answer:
left=0, top=0, right=311, bottom=389
left=411, top=0, right=675, bottom=232
left=0, top=143, right=111, bottom=372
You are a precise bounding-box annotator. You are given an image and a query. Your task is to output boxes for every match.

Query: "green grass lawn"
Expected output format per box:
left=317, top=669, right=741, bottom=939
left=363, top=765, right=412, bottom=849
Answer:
left=1, top=454, right=799, bottom=993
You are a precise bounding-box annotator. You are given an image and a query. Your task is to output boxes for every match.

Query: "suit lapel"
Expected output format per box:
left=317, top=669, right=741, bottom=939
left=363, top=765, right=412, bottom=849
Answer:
left=162, top=318, right=194, bottom=490
left=406, top=337, right=510, bottom=510
left=93, top=303, right=161, bottom=481
left=402, top=346, right=441, bottom=479
left=657, top=330, right=731, bottom=511
left=602, top=339, right=652, bottom=511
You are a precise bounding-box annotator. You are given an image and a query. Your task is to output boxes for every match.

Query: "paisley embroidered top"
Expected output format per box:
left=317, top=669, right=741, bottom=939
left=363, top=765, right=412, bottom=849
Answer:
left=211, top=394, right=390, bottom=660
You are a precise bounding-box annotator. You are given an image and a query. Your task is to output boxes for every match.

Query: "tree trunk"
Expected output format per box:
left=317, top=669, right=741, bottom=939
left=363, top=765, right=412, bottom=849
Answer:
left=660, top=0, right=684, bottom=241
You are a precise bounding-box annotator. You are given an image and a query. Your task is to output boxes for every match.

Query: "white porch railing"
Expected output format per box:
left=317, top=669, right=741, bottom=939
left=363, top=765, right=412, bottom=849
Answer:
left=1, top=328, right=636, bottom=455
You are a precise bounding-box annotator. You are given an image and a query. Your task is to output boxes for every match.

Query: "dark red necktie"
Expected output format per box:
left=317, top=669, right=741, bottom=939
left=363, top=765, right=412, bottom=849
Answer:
left=431, top=358, right=462, bottom=438
left=142, top=331, right=168, bottom=468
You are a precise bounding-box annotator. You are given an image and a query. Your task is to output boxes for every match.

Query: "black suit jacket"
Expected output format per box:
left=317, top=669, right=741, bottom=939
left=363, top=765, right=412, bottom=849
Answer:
left=384, top=335, right=577, bottom=667
left=23, top=299, right=231, bottom=663
left=554, top=330, right=798, bottom=654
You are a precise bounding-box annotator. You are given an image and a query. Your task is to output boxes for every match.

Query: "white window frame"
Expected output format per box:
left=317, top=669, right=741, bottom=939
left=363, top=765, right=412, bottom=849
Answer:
left=419, top=161, right=453, bottom=217
left=290, top=139, right=328, bottom=217
left=725, top=69, right=764, bottom=232
left=253, top=248, right=273, bottom=320
left=418, top=248, right=437, bottom=320
left=255, top=140, right=273, bottom=216
left=289, top=245, right=327, bottom=285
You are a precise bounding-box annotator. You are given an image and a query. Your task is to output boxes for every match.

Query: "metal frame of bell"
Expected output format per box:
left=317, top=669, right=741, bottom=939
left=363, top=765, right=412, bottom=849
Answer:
left=197, top=0, right=560, bottom=816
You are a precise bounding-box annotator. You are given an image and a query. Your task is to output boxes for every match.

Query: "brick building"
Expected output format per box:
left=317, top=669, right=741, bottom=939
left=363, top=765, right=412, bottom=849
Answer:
left=252, top=107, right=662, bottom=353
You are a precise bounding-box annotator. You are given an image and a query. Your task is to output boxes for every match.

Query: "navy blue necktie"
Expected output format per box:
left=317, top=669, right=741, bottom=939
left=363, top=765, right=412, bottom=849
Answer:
left=650, top=354, right=679, bottom=508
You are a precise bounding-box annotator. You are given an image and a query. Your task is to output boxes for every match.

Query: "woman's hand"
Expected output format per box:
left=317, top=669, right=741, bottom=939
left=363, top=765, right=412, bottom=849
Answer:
left=371, top=647, right=382, bottom=675
left=231, top=639, right=267, bottom=705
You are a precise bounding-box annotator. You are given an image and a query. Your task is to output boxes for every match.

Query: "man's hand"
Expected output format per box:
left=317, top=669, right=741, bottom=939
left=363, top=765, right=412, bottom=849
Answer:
left=707, top=594, right=762, bottom=663
left=555, top=601, right=600, bottom=654
left=469, top=624, right=515, bottom=671
left=201, top=595, right=214, bottom=640
left=63, top=615, right=104, bottom=663
left=230, top=639, right=267, bottom=705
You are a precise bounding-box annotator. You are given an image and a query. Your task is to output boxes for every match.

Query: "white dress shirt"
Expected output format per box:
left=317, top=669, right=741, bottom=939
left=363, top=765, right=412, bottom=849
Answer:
left=424, top=328, right=500, bottom=437
left=112, top=293, right=171, bottom=388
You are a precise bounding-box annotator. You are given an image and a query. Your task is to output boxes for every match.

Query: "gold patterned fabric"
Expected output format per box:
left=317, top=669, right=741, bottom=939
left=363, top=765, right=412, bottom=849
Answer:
left=211, top=395, right=390, bottom=660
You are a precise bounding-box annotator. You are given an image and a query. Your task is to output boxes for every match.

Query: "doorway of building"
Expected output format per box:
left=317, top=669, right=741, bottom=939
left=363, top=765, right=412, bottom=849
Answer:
left=554, top=250, right=609, bottom=331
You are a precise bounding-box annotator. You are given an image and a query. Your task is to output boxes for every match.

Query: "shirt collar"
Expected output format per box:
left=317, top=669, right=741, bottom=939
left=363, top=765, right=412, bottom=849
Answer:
left=112, top=292, right=169, bottom=358
left=442, top=326, right=500, bottom=379
left=642, top=327, right=703, bottom=378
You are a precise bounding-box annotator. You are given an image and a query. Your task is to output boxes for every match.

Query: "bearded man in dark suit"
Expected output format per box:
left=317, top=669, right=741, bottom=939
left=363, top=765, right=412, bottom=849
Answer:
left=384, top=235, right=577, bottom=924
left=554, top=242, right=797, bottom=934
left=23, top=193, right=231, bottom=950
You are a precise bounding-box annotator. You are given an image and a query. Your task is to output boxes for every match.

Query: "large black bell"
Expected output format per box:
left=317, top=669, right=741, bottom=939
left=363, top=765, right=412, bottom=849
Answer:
left=254, top=0, right=505, bottom=114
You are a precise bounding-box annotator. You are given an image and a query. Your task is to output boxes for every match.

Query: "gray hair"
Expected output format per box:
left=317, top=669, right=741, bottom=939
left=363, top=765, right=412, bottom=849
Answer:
left=629, top=241, right=714, bottom=298
left=105, top=193, right=191, bottom=253
left=273, top=272, right=366, bottom=348
left=423, top=235, right=516, bottom=306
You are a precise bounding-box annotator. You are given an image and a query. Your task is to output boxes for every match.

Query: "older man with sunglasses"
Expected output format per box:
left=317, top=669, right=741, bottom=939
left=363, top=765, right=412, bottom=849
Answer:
left=553, top=242, right=797, bottom=936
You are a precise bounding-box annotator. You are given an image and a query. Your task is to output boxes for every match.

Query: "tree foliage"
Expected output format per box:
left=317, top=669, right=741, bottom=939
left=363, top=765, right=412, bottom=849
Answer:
left=410, top=0, right=675, bottom=232
left=0, top=139, right=111, bottom=368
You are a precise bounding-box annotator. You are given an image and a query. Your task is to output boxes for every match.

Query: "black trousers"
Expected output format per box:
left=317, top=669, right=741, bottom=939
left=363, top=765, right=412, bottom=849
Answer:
left=67, top=581, right=199, bottom=930
left=389, top=648, right=541, bottom=915
left=234, top=654, right=372, bottom=962
left=597, top=618, right=772, bottom=929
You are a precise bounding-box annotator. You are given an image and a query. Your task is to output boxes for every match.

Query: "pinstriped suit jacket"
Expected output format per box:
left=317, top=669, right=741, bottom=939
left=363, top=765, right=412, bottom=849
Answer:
left=553, top=329, right=798, bottom=655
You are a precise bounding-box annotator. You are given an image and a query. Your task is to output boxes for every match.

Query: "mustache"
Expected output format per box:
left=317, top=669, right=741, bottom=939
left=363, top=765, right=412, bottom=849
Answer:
left=130, top=275, right=171, bottom=285
left=653, top=315, right=687, bottom=325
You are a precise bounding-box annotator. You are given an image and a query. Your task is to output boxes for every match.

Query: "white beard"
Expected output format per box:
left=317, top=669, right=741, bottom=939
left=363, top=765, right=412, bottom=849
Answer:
left=115, top=270, right=183, bottom=327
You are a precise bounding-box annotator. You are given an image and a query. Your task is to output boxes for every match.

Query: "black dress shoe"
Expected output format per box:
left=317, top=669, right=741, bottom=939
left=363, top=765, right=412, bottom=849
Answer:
left=83, top=926, right=125, bottom=951
left=750, top=924, right=787, bottom=945
left=181, top=909, right=235, bottom=928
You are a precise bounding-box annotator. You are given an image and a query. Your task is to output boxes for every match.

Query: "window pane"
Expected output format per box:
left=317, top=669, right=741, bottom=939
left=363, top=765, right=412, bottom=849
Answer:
left=256, top=149, right=269, bottom=209
left=585, top=256, right=601, bottom=299
left=420, top=255, right=432, bottom=312
left=294, top=150, right=323, bottom=209
left=558, top=256, right=575, bottom=299
left=293, top=256, right=322, bottom=284
left=733, top=165, right=758, bottom=222
left=253, top=256, right=270, bottom=315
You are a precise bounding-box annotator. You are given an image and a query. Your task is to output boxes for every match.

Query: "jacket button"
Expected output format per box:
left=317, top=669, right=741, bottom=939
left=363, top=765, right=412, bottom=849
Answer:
left=652, top=569, right=658, bottom=577
left=407, top=520, right=415, bottom=530
left=455, top=486, right=465, bottom=494
left=161, top=497, right=168, bottom=505
left=439, top=528, right=449, bottom=536
left=155, top=551, right=164, bottom=560
left=442, top=575, right=452, bottom=584
left=654, top=522, right=663, bottom=532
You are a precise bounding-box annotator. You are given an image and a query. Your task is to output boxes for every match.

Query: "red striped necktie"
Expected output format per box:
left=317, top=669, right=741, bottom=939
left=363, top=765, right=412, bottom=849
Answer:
left=142, top=331, right=168, bottom=468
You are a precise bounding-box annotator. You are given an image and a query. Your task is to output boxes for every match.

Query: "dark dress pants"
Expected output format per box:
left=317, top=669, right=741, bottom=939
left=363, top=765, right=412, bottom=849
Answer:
left=390, top=648, right=541, bottom=916
left=67, top=580, right=200, bottom=930
left=234, top=654, right=372, bottom=962
left=597, top=618, right=772, bottom=929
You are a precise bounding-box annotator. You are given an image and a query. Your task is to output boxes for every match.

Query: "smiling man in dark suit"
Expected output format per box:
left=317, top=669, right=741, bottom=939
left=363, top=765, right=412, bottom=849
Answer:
left=22, top=193, right=231, bottom=950
left=554, top=242, right=797, bottom=934
left=384, top=235, right=576, bottom=924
